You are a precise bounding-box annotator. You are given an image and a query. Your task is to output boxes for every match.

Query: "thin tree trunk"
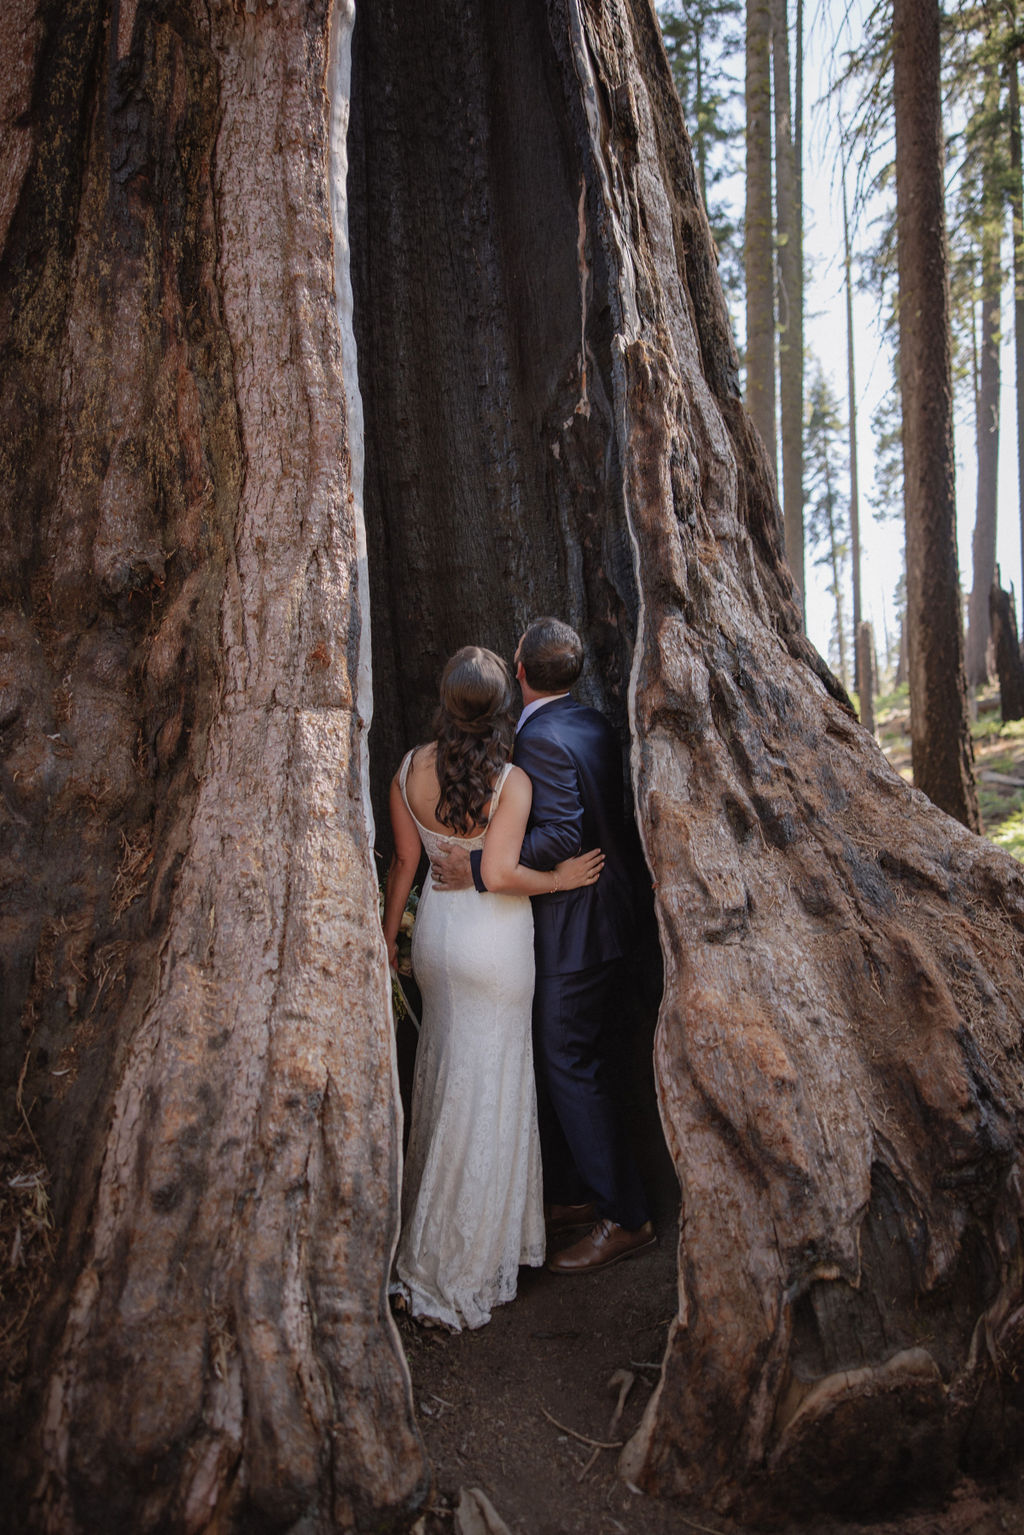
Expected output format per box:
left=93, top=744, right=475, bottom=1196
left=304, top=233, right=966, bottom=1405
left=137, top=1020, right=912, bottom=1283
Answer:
left=966, top=73, right=1003, bottom=689
left=773, top=0, right=804, bottom=608
left=745, top=0, right=777, bottom=477
left=892, top=0, right=980, bottom=828
left=896, top=609, right=908, bottom=685
left=843, top=153, right=863, bottom=694
left=857, top=621, right=876, bottom=732
left=1007, top=52, right=1024, bottom=641
left=823, top=461, right=849, bottom=689
left=695, top=33, right=707, bottom=204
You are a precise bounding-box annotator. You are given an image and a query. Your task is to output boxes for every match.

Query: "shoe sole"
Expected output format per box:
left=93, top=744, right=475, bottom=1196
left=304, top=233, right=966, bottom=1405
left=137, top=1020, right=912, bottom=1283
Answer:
left=545, top=1235, right=657, bottom=1275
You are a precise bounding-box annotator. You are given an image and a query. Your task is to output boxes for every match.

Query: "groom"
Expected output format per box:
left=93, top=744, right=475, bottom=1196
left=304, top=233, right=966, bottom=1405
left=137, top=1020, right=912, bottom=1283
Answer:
left=432, top=617, right=653, bottom=1272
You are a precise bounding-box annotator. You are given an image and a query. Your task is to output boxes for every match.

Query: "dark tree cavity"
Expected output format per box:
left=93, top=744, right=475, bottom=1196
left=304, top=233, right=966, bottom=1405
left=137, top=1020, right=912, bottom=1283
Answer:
left=0, top=0, right=1022, bottom=1530
left=349, top=0, right=641, bottom=819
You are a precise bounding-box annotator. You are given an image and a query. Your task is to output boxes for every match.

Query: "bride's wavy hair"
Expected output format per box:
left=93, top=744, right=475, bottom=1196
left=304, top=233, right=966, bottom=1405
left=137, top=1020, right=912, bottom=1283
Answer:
left=433, top=646, right=516, bottom=834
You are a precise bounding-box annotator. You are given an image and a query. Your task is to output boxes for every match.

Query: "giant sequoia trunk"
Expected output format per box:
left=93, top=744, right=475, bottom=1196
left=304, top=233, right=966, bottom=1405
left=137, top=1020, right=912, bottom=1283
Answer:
left=2, top=0, right=1023, bottom=1530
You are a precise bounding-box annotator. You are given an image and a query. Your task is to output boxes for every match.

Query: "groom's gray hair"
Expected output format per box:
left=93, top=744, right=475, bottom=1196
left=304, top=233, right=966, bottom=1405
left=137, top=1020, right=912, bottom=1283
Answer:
left=519, top=617, right=583, bottom=693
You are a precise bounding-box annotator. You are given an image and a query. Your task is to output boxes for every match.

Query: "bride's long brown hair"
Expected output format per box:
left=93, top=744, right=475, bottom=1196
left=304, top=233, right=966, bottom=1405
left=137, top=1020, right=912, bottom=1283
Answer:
left=432, top=647, right=516, bottom=834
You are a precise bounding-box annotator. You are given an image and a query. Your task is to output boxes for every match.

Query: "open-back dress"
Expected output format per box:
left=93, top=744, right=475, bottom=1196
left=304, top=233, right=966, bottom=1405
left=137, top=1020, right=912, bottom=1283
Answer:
left=392, top=751, right=545, bottom=1330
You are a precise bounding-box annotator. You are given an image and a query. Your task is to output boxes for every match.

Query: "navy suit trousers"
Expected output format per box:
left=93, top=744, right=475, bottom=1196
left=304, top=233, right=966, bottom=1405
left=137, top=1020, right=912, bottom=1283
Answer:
left=532, top=959, right=649, bottom=1231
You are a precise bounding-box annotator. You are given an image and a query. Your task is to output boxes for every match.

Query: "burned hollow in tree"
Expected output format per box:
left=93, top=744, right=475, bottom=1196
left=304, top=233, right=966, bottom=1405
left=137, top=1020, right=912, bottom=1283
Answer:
left=352, top=0, right=1024, bottom=1521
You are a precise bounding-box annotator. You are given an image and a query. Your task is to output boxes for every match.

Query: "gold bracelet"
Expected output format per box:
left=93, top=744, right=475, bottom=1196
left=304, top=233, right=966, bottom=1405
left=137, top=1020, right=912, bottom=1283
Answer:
left=551, top=871, right=560, bottom=894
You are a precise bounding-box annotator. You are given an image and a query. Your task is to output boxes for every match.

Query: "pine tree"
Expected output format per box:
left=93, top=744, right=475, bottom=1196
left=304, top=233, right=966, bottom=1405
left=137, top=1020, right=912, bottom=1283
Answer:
left=805, top=364, right=852, bottom=688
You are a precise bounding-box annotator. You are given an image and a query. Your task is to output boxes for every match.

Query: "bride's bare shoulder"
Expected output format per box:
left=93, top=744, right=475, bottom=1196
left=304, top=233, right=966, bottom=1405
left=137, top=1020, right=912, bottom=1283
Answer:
left=499, top=763, right=533, bottom=802
left=408, top=741, right=437, bottom=775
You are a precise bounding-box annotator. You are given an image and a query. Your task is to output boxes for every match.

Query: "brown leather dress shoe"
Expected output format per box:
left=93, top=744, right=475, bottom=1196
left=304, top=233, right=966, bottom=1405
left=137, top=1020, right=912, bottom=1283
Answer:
left=545, top=1201, right=598, bottom=1235
left=546, top=1217, right=656, bottom=1273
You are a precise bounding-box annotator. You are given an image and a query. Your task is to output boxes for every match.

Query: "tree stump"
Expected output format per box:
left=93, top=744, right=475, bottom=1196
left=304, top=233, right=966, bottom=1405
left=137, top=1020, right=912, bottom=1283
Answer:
left=990, top=579, right=1024, bottom=723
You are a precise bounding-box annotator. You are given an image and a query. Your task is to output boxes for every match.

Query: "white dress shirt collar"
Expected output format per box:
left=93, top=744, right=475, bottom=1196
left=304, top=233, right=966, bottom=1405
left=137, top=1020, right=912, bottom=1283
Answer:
left=516, top=693, right=569, bottom=734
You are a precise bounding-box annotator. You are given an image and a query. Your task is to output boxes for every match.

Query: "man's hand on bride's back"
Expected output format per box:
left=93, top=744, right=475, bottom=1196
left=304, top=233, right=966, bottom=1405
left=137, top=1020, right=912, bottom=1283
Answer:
left=431, top=846, right=474, bottom=891
left=555, top=848, right=605, bottom=890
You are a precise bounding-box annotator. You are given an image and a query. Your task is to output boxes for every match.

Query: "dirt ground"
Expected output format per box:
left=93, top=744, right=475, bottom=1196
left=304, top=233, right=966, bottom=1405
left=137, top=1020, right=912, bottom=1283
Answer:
left=395, top=1194, right=1024, bottom=1535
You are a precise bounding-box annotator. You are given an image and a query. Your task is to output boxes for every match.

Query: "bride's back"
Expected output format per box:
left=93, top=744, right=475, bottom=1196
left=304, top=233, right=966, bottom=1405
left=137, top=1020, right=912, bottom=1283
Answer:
left=402, top=742, right=496, bottom=841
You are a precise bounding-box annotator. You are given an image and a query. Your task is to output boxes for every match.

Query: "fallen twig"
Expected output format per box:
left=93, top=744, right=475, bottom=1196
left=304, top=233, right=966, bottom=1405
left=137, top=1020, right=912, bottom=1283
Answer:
left=577, top=1446, right=601, bottom=1482
left=674, top=1516, right=730, bottom=1535
left=541, top=1407, right=623, bottom=1450
left=606, top=1369, right=634, bottom=1439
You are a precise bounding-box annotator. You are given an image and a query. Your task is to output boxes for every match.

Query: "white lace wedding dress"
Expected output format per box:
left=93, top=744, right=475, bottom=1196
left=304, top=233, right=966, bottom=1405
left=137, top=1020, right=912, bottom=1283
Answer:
left=393, top=752, right=545, bottom=1330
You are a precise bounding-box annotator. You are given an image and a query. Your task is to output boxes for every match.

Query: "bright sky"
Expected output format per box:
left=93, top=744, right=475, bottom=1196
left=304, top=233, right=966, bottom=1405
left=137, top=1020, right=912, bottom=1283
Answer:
left=798, top=0, right=1024, bottom=680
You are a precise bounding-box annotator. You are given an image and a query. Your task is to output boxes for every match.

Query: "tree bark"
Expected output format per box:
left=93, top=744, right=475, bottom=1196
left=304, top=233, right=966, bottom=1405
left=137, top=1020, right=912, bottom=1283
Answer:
left=892, top=0, right=981, bottom=829
left=990, top=577, right=1024, bottom=721
left=825, top=458, right=849, bottom=692
left=773, top=0, right=804, bottom=609
left=843, top=154, right=864, bottom=694
left=856, top=620, right=876, bottom=734
left=1, top=2, right=423, bottom=1528
left=966, top=69, right=1002, bottom=690
left=1008, top=51, right=1024, bottom=643
left=745, top=0, right=777, bottom=479
left=3, top=0, right=1023, bottom=1528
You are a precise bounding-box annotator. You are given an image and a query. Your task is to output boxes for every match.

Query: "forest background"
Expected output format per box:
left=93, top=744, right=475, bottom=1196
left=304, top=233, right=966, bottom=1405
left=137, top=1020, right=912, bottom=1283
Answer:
left=658, top=0, right=1024, bottom=712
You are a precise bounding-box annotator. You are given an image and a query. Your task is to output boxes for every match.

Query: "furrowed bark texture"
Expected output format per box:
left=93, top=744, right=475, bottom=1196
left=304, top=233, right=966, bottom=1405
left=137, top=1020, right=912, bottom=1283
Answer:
left=3, top=0, right=1023, bottom=1527
left=1, top=2, right=423, bottom=1529
left=566, top=4, right=1022, bottom=1516
left=893, top=0, right=980, bottom=830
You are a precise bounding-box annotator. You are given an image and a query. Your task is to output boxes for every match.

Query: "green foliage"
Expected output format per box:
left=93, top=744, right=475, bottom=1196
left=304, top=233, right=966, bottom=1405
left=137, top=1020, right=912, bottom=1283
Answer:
left=969, top=706, right=1024, bottom=847
left=876, top=680, right=910, bottom=716
left=868, top=356, right=902, bottom=526
left=991, top=808, right=1024, bottom=860
left=657, top=0, right=744, bottom=314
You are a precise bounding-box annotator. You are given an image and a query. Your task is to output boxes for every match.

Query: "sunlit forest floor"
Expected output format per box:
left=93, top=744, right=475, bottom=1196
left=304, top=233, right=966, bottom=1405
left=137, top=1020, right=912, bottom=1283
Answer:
left=877, top=683, right=1024, bottom=860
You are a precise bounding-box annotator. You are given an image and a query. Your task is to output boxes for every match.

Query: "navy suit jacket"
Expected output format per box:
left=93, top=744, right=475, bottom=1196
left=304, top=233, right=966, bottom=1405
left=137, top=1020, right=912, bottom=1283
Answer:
left=510, top=695, right=637, bottom=977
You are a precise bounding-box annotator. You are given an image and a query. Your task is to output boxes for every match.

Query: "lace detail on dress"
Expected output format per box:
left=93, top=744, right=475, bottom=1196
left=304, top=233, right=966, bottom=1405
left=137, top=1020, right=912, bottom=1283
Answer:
left=392, top=751, right=544, bottom=1330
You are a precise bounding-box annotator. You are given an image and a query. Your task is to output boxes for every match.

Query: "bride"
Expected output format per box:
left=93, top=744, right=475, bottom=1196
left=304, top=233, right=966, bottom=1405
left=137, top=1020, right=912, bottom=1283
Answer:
left=381, top=646, right=603, bottom=1330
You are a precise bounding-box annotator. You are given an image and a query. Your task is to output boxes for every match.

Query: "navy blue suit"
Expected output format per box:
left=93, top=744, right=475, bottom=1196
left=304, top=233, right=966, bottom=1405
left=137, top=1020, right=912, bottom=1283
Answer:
left=477, top=695, right=649, bottom=1229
